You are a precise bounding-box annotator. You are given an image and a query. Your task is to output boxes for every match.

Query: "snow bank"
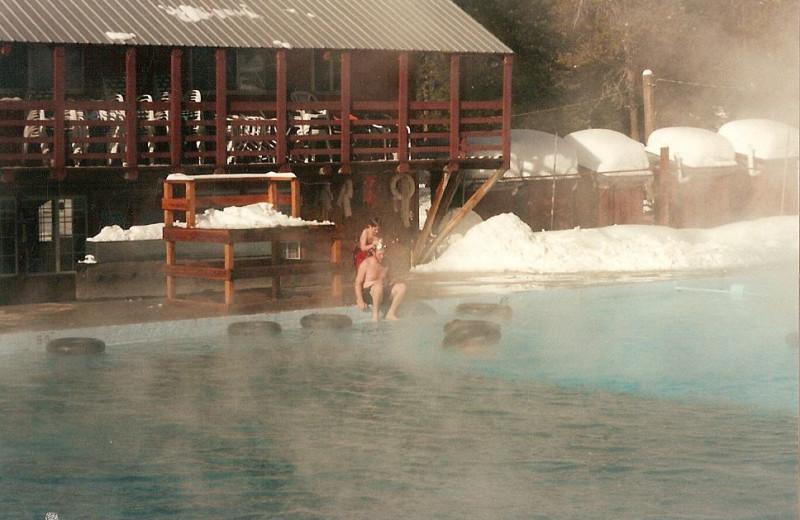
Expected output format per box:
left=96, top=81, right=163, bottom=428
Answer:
left=717, top=119, right=799, bottom=160
left=645, top=127, right=738, bottom=168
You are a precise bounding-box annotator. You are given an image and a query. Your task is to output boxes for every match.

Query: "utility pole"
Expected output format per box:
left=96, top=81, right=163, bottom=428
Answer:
left=642, top=69, right=656, bottom=142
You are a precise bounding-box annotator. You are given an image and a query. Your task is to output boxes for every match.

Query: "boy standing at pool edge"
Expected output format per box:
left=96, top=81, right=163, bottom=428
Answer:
left=354, top=239, right=406, bottom=322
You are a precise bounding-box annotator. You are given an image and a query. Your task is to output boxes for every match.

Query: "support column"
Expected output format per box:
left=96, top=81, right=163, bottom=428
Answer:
left=275, top=49, right=288, bottom=171
left=449, top=55, right=461, bottom=161
left=52, top=46, right=66, bottom=180
left=124, top=47, right=138, bottom=180
left=397, top=53, right=410, bottom=168
left=169, top=49, right=183, bottom=169
left=214, top=49, right=228, bottom=172
left=339, top=52, right=352, bottom=174
left=502, top=55, right=513, bottom=170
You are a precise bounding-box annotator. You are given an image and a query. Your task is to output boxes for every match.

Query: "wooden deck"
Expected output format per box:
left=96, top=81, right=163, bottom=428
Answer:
left=162, top=173, right=344, bottom=308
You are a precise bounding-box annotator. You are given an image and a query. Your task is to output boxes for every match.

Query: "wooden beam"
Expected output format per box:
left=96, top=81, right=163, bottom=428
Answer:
left=52, top=45, right=66, bottom=180
left=169, top=49, right=183, bottom=169
left=124, top=46, right=138, bottom=180
left=214, top=48, right=228, bottom=172
left=397, top=53, right=410, bottom=165
left=449, top=55, right=460, bottom=160
left=502, top=55, right=513, bottom=170
left=339, top=52, right=352, bottom=173
left=417, top=167, right=506, bottom=265
left=275, top=49, right=288, bottom=171
left=412, top=168, right=451, bottom=263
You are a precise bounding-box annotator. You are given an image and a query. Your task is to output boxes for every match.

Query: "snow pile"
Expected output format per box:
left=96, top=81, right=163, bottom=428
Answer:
left=645, top=127, right=738, bottom=168
left=414, top=213, right=798, bottom=274
left=717, top=119, right=799, bottom=160
left=465, top=129, right=579, bottom=179
left=88, top=202, right=330, bottom=241
left=564, top=128, right=650, bottom=174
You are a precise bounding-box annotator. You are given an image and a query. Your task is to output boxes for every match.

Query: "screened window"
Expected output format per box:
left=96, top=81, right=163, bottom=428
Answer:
left=28, top=45, right=84, bottom=94
left=0, top=198, right=16, bottom=275
left=233, top=49, right=276, bottom=92
left=313, top=50, right=340, bottom=93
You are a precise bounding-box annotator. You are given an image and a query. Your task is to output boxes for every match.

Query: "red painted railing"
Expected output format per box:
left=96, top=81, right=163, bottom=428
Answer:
left=0, top=96, right=505, bottom=176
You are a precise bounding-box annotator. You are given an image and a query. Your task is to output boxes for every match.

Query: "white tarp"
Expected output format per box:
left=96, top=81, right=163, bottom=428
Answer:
left=564, top=128, right=650, bottom=175
left=466, top=129, right=579, bottom=179
left=645, top=126, right=738, bottom=168
left=717, top=119, right=799, bottom=160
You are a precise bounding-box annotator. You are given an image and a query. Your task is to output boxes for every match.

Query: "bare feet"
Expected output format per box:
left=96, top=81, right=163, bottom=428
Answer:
left=371, top=314, right=379, bottom=322
left=385, top=313, right=399, bottom=321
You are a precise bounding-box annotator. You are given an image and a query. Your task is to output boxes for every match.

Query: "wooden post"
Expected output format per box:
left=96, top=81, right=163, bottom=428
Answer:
left=339, top=52, right=352, bottom=173
left=270, top=239, right=280, bottom=299
left=124, top=47, right=138, bottom=180
left=214, top=49, right=228, bottom=172
left=397, top=53, right=410, bottom=166
left=290, top=177, right=300, bottom=217
left=52, top=45, right=66, bottom=180
left=223, top=243, right=234, bottom=304
left=642, top=69, right=656, bottom=142
left=502, top=55, right=513, bottom=170
left=417, top=168, right=505, bottom=265
left=169, top=49, right=183, bottom=169
left=331, top=236, right=342, bottom=298
left=275, top=49, right=288, bottom=170
left=185, top=180, right=196, bottom=228
left=655, top=146, right=670, bottom=226
left=412, top=167, right=451, bottom=263
left=164, top=179, right=176, bottom=299
left=449, top=55, right=461, bottom=160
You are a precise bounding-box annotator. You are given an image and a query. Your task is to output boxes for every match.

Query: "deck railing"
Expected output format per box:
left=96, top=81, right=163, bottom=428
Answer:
left=0, top=96, right=505, bottom=177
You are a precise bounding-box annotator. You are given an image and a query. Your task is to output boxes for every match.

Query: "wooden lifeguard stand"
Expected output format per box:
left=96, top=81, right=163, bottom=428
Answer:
left=161, top=173, right=343, bottom=309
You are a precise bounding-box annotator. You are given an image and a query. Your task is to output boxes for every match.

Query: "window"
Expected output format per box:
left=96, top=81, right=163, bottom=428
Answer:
left=233, top=49, right=276, bottom=92
left=0, top=198, right=16, bottom=275
left=0, top=44, right=27, bottom=93
left=313, top=50, right=340, bottom=93
left=28, top=44, right=84, bottom=94
left=188, top=48, right=216, bottom=93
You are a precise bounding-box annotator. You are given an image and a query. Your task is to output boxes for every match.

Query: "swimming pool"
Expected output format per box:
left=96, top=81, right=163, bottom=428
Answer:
left=0, top=266, right=796, bottom=519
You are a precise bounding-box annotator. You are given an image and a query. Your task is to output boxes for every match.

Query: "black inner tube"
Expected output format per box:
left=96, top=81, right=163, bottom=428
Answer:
left=228, top=320, right=282, bottom=336
left=300, top=313, right=353, bottom=329
left=46, top=337, right=106, bottom=354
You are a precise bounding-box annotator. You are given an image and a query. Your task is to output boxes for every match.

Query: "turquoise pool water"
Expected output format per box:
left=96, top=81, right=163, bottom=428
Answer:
left=0, top=266, right=796, bottom=519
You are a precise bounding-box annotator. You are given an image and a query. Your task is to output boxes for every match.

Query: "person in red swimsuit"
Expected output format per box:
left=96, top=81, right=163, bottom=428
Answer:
left=353, top=216, right=380, bottom=271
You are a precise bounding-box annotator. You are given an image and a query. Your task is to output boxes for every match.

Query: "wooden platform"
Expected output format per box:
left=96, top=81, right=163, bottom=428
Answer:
left=162, top=173, right=343, bottom=308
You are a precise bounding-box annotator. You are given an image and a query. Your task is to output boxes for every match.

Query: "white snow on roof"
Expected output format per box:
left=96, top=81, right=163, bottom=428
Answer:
left=645, top=127, right=738, bottom=168
left=564, top=129, right=650, bottom=175
left=466, top=129, right=579, bottom=179
left=717, top=119, right=799, bottom=160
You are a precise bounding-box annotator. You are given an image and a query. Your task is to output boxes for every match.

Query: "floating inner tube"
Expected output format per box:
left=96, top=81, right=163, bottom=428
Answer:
left=228, top=320, right=282, bottom=336
left=442, top=319, right=501, bottom=350
left=46, top=337, right=106, bottom=355
left=455, top=302, right=513, bottom=321
left=300, top=313, right=353, bottom=329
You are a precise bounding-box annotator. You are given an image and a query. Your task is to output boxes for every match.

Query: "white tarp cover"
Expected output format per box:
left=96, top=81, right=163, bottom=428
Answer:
left=466, top=129, right=579, bottom=179
left=564, top=129, right=650, bottom=175
left=645, top=126, right=738, bottom=168
left=717, top=119, right=799, bottom=160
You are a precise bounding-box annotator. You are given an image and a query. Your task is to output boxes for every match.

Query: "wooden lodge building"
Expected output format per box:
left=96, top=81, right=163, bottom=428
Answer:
left=0, top=0, right=513, bottom=304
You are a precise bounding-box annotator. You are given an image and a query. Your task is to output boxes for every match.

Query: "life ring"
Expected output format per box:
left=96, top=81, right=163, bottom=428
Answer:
left=46, top=337, right=106, bottom=355
left=390, top=172, right=415, bottom=200
left=390, top=172, right=415, bottom=228
left=300, top=313, right=353, bottom=329
left=442, top=319, right=501, bottom=350
left=455, top=302, right=513, bottom=321
left=228, top=320, right=282, bottom=336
